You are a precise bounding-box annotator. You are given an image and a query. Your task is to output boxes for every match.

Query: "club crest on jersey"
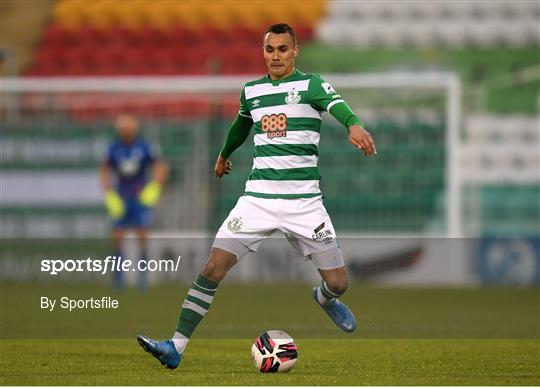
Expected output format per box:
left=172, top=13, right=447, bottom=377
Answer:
left=227, top=217, right=242, bottom=232
left=261, top=113, right=287, bottom=139
left=118, top=148, right=143, bottom=176
left=285, top=88, right=301, bottom=104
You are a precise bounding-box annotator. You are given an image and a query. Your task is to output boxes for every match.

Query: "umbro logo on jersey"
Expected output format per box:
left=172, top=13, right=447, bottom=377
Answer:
left=252, top=99, right=261, bottom=107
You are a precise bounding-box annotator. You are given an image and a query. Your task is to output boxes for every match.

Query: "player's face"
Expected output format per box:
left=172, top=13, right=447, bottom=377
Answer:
left=116, top=115, right=138, bottom=143
left=263, top=32, right=298, bottom=80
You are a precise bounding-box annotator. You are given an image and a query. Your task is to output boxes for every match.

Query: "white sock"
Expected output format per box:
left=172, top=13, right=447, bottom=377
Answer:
left=316, top=286, right=332, bottom=305
left=171, top=332, right=189, bottom=354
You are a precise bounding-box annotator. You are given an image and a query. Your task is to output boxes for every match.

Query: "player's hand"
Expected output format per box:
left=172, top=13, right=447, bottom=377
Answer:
left=348, top=125, right=376, bottom=156
left=104, top=190, right=125, bottom=219
left=215, top=155, right=232, bottom=178
left=139, top=181, right=162, bottom=207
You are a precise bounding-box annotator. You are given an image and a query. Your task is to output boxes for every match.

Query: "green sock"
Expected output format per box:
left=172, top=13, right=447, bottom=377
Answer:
left=176, top=274, right=218, bottom=338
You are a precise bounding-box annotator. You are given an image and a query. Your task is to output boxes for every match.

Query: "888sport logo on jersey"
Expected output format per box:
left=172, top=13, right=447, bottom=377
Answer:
left=261, top=113, right=287, bottom=139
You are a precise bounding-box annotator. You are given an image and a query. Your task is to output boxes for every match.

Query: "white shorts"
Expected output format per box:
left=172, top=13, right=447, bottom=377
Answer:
left=214, top=195, right=344, bottom=269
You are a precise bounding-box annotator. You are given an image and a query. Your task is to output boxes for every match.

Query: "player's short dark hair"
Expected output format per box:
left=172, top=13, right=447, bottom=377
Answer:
left=265, top=23, right=297, bottom=44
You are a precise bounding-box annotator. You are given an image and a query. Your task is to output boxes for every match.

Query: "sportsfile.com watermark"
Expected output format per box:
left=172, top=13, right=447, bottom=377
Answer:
left=40, top=255, right=181, bottom=275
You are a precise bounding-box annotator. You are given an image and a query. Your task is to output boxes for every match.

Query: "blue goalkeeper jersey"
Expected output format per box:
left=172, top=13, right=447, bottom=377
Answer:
left=106, top=138, right=157, bottom=198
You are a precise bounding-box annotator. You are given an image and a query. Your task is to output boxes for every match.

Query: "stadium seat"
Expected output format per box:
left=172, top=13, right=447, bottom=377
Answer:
left=42, top=25, right=76, bottom=46
left=24, top=0, right=326, bottom=126
left=217, top=46, right=264, bottom=74
left=53, top=0, right=87, bottom=27
left=31, top=0, right=323, bottom=77
left=316, top=1, right=539, bottom=47
left=230, top=26, right=264, bottom=47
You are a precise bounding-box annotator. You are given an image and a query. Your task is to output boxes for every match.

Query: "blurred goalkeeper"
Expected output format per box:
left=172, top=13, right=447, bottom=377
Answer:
left=137, top=23, right=376, bottom=370
left=99, top=114, right=168, bottom=290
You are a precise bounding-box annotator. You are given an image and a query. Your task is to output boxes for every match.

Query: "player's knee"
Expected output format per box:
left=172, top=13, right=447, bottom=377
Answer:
left=201, top=261, right=226, bottom=282
left=325, top=271, right=349, bottom=295
left=328, top=279, right=348, bottom=295
left=201, top=249, right=236, bottom=282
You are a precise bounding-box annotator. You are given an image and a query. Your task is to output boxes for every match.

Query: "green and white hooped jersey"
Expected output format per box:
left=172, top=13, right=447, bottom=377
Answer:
left=239, top=69, right=345, bottom=199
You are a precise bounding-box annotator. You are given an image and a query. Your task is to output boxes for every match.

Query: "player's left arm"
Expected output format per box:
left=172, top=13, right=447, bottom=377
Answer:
left=139, top=145, right=169, bottom=207
left=329, top=102, right=376, bottom=156
left=152, top=158, right=168, bottom=186
left=310, top=76, right=376, bottom=156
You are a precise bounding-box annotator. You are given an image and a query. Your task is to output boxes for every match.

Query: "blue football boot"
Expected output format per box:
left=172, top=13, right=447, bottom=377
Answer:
left=136, top=334, right=182, bottom=369
left=312, top=287, right=357, bottom=333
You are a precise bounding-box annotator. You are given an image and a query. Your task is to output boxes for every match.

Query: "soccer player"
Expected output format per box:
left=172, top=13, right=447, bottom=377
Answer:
left=100, top=114, right=168, bottom=290
left=137, top=23, right=376, bottom=369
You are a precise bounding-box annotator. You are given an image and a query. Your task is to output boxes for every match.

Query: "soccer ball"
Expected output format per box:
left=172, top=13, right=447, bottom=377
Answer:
left=251, top=330, right=298, bottom=373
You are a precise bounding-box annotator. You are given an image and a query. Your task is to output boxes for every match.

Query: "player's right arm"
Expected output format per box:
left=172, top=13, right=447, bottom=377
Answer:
left=215, top=88, right=253, bottom=178
left=100, top=146, right=124, bottom=219
left=99, top=162, right=113, bottom=191
left=215, top=114, right=253, bottom=177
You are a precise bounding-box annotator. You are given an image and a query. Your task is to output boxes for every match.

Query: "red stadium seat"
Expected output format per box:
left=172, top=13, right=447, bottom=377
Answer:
left=231, top=26, right=264, bottom=48
left=107, top=26, right=142, bottom=46
left=77, top=26, right=109, bottom=46
left=138, top=27, right=171, bottom=47
left=33, top=45, right=63, bottom=66
left=167, top=27, right=203, bottom=48
left=27, top=0, right=322, bottom=120
left=198, top=27, right=234, bottom=48
left=220, top=96, right=242, bottom=118
left=170, top=47, right=214, bottom=74
left=295, top=25, right=314, bottom=43
left=63, top=62, right=91, bottom=76
left=42, top=25, right=78, bottom=46
left=30, top=22, right=313, bottom=77
left=219, top=46, right=265, bottom=74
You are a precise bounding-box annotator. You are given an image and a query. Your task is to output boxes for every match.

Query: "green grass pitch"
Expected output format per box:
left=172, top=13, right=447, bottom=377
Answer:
left=1, top=283, right=539, bottom=385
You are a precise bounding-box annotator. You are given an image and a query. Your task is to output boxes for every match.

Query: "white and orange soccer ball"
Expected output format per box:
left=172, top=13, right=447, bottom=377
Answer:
left=251, top=330, right=298, bottom=373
